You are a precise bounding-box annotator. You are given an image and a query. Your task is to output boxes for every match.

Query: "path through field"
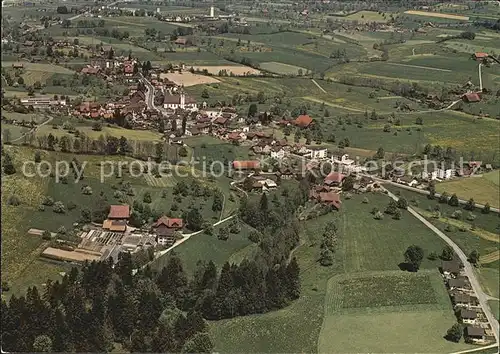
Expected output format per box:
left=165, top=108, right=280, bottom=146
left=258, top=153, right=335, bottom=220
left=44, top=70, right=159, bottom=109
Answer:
left=311, top=79, right=327, bottom=93
left=389, top=62, right=452, bottom=72
left=11, top=115, right=53, bottom=143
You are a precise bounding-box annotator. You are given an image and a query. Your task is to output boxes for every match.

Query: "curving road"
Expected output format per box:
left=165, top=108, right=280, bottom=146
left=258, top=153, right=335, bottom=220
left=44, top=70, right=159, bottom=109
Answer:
left=370, top=176, right=499, bottom=213
left=385, top=188, right=499, bottom=345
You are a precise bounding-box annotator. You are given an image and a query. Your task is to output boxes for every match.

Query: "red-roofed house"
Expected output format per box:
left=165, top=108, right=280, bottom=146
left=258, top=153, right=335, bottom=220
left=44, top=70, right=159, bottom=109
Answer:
left=462, top=92, right=481, bottom=103
left=81, top=66, right=100, bottom=75
left=324, top=172, right=346, bottom=187
left=108, top=205, right=131, bottom=219
left=473, top=52, right=489, bottom=61
left=232, top=160, right=261, bottom=170
left=317, top=192, right=342, bottom=210
left=124, top=64, right=134, bottom=76
left=152, top=216, right=183, bottom=245
left=293, top=114, right=313, bottom=128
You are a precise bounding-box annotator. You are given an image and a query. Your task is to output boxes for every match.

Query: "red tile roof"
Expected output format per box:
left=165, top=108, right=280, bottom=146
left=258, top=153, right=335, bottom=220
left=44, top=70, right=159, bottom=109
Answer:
left=319, top=192, right=341, bottom=209
left=232, top=160, right=260, bottom=170
left=154, top=216, right=183, bottom=229
left=324, top=172, right=346, bottom=184
left=474, top=52, right=489, bottom=58
left=294, top=114, right=313, bottom=128
left=463, top=92, right=481, bottom=102
left=108, top=205, right=130, bottom=219
left=124, top=64, right=134, bottom=73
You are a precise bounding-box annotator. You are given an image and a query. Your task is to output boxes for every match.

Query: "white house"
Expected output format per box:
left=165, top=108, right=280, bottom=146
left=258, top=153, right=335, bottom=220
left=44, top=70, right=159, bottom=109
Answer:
left=270, top=147, right=286, bottom=160
left=310, top=147, right=328, bottom=159
left=437, top=168, right=454, bottom=180
left=242, top=126, right=250, bottom=132
left=204, top=109, right=221, bottom=118
left=163, top=92, right=197, bottom=110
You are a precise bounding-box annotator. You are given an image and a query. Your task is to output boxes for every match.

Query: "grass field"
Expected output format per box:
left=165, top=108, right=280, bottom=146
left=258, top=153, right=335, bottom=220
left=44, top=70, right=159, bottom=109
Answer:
left=209, top=192, right=460, bottom=352
left=489, top=300, right=499, bottom=321
left=344, top=10, right=390, bottom=23
left=436, top=171, right=500, bottom=208
left=319, top=269, right=469, bottom=352
left=151, top=223, right=254, bottom=276
left=259, top=61, right=306, bottom=75
left=2, top=62, right=75, bottom=86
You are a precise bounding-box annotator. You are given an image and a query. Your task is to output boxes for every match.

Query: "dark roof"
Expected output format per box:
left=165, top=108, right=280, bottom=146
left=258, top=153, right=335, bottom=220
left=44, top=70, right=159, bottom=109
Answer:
left=460, top=309, right=477, bottom=320
left=465, top=326, right=485, bottom=337
left=441, top=260, right=461, bottom=274
left=453, top=293, right=471, bottom=304
left=449, top=278, right=468, bottom=289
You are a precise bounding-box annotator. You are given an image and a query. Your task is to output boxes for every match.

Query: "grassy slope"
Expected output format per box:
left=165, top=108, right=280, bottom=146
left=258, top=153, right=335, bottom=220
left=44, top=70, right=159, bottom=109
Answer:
left=210, top=192, right=460, bottom=352
left=436, top=171, right=500, bottom=208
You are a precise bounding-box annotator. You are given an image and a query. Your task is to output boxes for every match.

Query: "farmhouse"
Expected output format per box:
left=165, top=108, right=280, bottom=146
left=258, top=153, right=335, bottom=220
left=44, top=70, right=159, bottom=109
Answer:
left=324, top=172, right=346, bottom=187
left=318, top=192, right=342, bottom=210
left=441, top=260, right=461, bottom=277
left=462, top=92, right=481, bottom=103
left=104, top=205, right=130, bottom=223
left=472, top=52, right=488, bottom=61
left=459, top=309, right=478, bottom=325
left=152, top=216, right=183, bottom=246
left=293, top=114, right=313, bottom=128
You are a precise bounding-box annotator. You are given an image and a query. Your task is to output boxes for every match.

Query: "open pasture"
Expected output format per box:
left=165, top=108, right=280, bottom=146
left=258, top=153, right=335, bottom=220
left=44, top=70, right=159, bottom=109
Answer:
left=436, top=170, right=500, bottom=209
left=259, top=61, right=306, bottom=75
left=344, top=10, right=390, bottom=23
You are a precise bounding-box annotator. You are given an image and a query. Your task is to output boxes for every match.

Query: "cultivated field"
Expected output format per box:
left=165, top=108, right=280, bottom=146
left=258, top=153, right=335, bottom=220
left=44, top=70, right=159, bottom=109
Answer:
left=436, top=171, right=500, bottom=208
left=404, top=10, right=469, bottom=21
left=192, top=65, right=261, bottom=76
left=159, top=72, right=220, bottom=86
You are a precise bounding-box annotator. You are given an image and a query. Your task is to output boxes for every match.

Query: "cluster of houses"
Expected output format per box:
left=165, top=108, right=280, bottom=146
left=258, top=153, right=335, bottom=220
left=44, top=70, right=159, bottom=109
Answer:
left=395, top=161, right=492, bottom=188
left=41, top=204, right=185, bottom=265
left=440, top=260, right=496, bottom=344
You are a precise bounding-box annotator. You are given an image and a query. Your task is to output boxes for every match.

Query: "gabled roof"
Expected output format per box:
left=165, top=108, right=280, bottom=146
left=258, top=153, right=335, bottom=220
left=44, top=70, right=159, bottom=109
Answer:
left=318, top=192, right=341, bottom=209
left=460, top=309, right=477, bottom=320
left=294, top=114, right=313, bottom=127
left=449, top=277, right=468, bottom=289
left=463, top=92, right=481, bottom=102
left=474, top=52, right=488, bottom=58
left=232, top=160, right=260, bottom=170
left=465, top=326, right=485, bottom=337
left=153, top=216, right=183, bottom=229
left=324, top=172, right=346, bottom=184
left=442, top=260, right=461, bottom=274
left=108, top=205, right=130, bottom=219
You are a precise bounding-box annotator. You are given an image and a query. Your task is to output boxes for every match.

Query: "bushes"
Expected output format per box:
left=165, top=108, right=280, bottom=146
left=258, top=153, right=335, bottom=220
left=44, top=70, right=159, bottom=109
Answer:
left=53, top=201, right=65, bottom=214
left=7, top=195, right=20, bottom=206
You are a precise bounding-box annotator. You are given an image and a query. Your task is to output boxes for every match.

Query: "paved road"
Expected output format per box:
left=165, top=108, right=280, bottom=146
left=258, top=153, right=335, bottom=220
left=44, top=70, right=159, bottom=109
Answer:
left=385, top=188, right=500, bottom=345
left=371, top=176, right=499, bottom=213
